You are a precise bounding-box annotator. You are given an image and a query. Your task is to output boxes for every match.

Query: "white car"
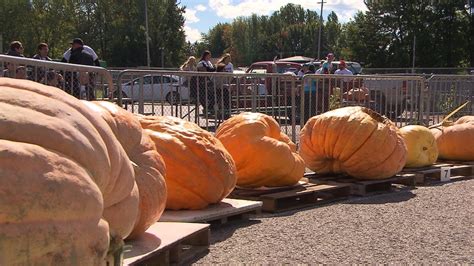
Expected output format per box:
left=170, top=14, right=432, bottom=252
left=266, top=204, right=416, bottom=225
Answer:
left=119, top=74, right=190, bottom=104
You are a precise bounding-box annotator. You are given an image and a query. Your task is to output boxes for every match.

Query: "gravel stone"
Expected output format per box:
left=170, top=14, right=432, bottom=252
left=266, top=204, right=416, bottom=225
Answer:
left=196, top=180, right=474, bottom=264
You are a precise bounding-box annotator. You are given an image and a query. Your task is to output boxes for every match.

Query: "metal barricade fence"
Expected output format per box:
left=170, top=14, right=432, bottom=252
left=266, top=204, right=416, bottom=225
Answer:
left=114, top=70, right=299, bottom=141
left=299, top=75, right=425, bottom=128
left=424, top=75, right=474, bottom=124
left=0, top=54, right=114, bottom=102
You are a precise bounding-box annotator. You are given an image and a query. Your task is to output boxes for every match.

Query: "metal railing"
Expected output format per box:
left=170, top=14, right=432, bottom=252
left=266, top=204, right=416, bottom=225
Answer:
left=2, top=55, right=472, bottom=142
left=299, top=75, right=425, bottom=128
left=0, top=54, right=115, bottom=102
left=424, top=75, right=474, bottom=124
left=114, top=69, right=299, bottom=141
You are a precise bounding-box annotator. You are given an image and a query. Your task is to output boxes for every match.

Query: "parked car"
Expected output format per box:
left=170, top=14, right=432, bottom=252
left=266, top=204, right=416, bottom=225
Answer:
left=117, top=74, right=190, bottom=104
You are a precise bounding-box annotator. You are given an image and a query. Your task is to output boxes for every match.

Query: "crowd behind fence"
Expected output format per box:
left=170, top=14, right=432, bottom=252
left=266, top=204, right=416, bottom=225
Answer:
left=1, top=54, right=473, bottom=143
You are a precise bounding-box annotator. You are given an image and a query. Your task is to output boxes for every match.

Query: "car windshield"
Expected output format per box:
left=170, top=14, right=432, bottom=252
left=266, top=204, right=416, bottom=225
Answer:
left=277, top=67, right=298, bottom=74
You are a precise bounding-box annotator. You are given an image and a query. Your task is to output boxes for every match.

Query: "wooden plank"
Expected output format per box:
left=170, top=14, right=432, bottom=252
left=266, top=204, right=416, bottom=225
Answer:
left=309, top=174, right=416, bottom=196
left=159, top=198, right=262, bottom=224
left=259, top=183, right=350, bottom=212
left=402, top=165, right=474, bottom=184
left=124, top=222, right=210, bottom=266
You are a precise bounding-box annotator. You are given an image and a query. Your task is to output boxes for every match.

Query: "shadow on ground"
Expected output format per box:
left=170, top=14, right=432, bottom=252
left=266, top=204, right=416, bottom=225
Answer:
left=345, top=188, right=417, bottom=205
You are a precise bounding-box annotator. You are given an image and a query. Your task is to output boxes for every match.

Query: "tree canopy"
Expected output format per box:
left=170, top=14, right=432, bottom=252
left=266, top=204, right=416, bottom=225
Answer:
left=1, top=1, right=471, bottom=68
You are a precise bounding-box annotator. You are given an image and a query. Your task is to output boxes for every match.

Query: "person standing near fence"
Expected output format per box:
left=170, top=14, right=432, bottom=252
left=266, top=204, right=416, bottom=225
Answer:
left=32, top=43, right=53, bottom=82
left=216, top=53, right=233, bottom=73
left=6, top=41, right=25, bottom=57
left=61, top=38, right=95, bottom=100
left=3, top=41, right=25, bottom=78
left=215, top=53, right=233, bottom=117
left=180, top=56, right=198, bottom=106
left=322, top=53, right=335, bottom=74
left=197, top=50, right=216, bottom=114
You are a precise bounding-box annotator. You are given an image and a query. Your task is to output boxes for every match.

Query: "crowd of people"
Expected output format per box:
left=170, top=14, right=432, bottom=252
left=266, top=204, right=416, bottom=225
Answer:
left=297, top=53, right=355, bottom=77
left=179, top=50, right=234, bottom=117
left=2, top=38, right=100, bottom=100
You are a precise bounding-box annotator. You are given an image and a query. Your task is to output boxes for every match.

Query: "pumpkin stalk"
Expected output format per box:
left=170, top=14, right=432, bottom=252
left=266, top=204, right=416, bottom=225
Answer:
left=428, top=101, right=470, bottom=129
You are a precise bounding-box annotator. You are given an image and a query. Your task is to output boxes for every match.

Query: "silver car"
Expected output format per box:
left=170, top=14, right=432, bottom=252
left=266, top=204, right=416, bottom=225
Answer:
left=120, top=74, right=190, bottom=104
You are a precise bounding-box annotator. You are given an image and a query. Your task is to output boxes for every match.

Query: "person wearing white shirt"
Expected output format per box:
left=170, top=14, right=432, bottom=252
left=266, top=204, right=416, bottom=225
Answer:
left=335, top=60, right=354, bottom=83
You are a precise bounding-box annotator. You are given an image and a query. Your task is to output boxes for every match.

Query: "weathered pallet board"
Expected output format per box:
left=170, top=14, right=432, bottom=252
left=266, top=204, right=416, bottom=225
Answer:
left=402, top=164, right=474, bottom=185
left=124, top=222, right=210, bottom=266
left=229, top=180, right=351, bottom=213
left=305, top=173, right=417, bottom=196
left=159, top=198, right=262, bottom=226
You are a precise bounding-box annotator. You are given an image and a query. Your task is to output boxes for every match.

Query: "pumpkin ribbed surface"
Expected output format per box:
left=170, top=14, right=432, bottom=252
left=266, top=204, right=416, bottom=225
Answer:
left=431, top=116, right=474, bottom=161
left=0, top=78, right=138, bottom=243
left=138, top=116, right=237, bottom=210
left=0, top=140, right=110, bottom=265
left=215, top=112, right=305, bottom=188
left=299, top=106, right=407, bottom=180
left=84, top=101, right=167, bottom=239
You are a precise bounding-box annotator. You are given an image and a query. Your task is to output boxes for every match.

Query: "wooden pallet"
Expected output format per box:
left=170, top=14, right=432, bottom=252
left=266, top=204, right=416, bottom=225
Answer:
left=228, top=180, right=351, bottom=213
left=159, top=198, right=262, bottom=225
left=124, top=222, right=210, bottom=266
left=401, top=164, right=474, bottom=185
left=305, top=173, right=416, bottom=196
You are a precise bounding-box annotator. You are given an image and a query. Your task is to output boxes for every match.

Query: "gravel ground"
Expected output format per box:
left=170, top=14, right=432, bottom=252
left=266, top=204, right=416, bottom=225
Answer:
left=196, top=180, right=474, bottom=264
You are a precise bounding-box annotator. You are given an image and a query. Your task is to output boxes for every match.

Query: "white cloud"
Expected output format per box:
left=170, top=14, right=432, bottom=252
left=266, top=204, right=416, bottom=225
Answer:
left=208, top=0, right=367, bottom=22
left=195, top=4, right=207, bottom=11
left=184, top=8, right=200, bottom=23
left=184, top=25, right=202, bottom=43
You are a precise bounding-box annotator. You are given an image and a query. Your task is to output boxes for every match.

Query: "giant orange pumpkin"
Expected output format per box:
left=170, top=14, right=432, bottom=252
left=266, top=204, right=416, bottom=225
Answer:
left=83, top=101, right=167, bottom=239
left=0, top=78, right=138, bottom=244
left=0, top=140, right=110, bottom=265
left=299, top=106, right=407, bottom=179
left=215, top=112, right=305, bottom=188
left=138, top=116, right=237, bottom=210
left=454, top=115, right=474, bottom=124
left=431, top=117, right=474, bottom=161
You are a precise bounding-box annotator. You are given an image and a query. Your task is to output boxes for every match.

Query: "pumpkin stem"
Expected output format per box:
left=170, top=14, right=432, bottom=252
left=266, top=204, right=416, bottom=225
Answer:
left=428, top=101, right=470, bottom=129
left=362, top=107, right=390, bottom=124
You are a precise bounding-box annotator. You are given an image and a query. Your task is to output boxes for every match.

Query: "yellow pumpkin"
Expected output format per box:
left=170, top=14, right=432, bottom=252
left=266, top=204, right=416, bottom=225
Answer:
left=299, top=106, right=407, bottom=180
left=215, top=112, right=305, bottom=188
left=138, top=116, right=237, bottom=210
left=399, top=125, right=438, bottom=167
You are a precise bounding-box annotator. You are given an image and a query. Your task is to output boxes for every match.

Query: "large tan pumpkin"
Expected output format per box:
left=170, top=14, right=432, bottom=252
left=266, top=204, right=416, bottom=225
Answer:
left=83, top=101, right=167, bottom=239
left=454, top=115, right=474, bottom=124
left=139, top=116, right=237, bottom=210
left=215, top=112, right=305, bottom=188
left=0, top=78, right=139, bottom=242
left=431, top=117, right=474, bottom=161
left=0, top=140, right=109, bottom=265
left=299, top=106, right=407, bottom=179
left=399, top=125, right=438, bottom=168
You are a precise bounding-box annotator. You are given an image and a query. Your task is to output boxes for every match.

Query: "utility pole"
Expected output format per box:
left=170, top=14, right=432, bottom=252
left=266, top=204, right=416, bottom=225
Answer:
left=317, top=1, right=326, bottom=60
left=144, top=0, right=151, bottom=67
left=412, top=34, right=416, bottom=73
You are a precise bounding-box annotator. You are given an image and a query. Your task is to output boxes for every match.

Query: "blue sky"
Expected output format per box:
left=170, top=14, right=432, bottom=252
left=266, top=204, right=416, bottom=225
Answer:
left=179, top=0, right=368, bottom=43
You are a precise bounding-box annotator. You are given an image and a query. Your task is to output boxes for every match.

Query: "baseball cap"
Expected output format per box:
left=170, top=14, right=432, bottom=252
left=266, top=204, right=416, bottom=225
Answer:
left=70, top=38, right=84, bottom=46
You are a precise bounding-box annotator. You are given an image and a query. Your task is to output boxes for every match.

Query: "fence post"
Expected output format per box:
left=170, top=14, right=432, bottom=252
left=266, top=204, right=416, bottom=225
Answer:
left=418, top=77, right=425, bottom=125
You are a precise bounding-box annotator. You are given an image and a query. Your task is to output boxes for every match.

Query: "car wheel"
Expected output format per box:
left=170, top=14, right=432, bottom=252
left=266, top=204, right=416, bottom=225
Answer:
left=166, top=91, right=181, bottom=105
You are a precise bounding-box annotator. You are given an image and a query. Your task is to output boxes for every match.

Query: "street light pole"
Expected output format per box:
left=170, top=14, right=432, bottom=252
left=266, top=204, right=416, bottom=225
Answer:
left=412, top=34, right=416, bottom=73
left=144, top=0, right=151, bottom=67
left=317, top=1, right=326, bottom=60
